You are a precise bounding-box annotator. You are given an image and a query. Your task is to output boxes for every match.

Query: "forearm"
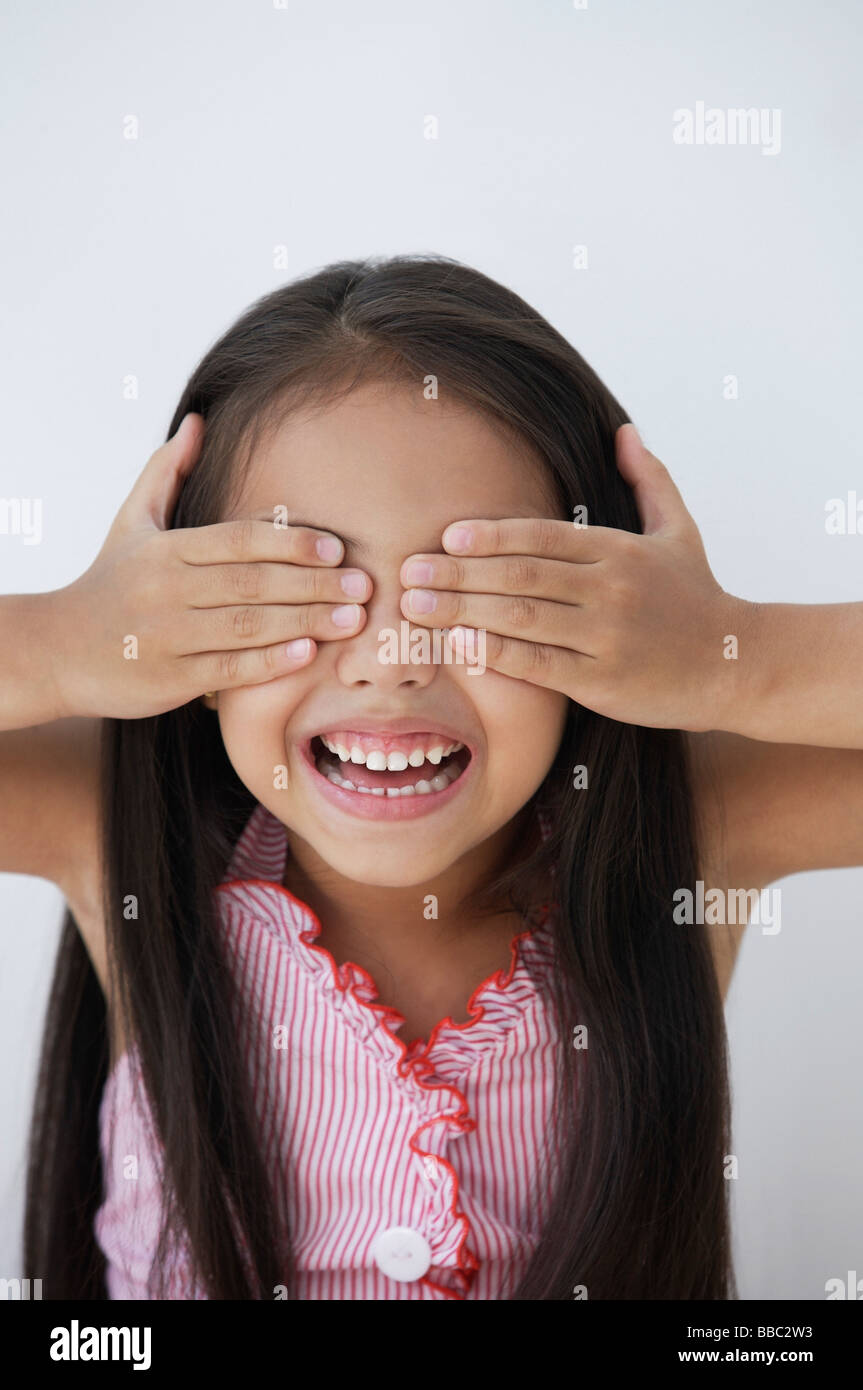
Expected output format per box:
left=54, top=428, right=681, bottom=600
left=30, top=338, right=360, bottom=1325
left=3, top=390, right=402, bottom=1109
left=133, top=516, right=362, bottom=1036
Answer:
left=0, top=592, right=66, bottom=730
left=719, top=598, right=863, bottom=748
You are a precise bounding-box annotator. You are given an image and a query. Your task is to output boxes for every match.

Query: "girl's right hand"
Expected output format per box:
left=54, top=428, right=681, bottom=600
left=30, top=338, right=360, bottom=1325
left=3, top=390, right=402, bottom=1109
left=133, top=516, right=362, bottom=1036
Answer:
left=46, top=414, right=372, bottom=720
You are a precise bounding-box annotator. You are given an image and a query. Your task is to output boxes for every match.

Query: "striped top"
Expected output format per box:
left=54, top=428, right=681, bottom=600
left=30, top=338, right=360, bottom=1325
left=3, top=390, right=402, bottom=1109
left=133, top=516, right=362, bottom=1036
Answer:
left=93, top=801, right=563, bottom=1299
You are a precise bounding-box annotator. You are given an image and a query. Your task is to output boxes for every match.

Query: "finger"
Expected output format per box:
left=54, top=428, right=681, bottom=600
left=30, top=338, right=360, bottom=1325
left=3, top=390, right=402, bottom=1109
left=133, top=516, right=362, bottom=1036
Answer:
left=182, top=635, right=321, bottom=692
left=178, top=600, right=368, bottom=655
left=176, top=518, right=347, bottom=567
left=439, top=516, right=625, bottom=563
left=448, top=625, right=594, bottom=695
left=116, top=413, right=206, bottom=532
left=400, top=553, right=601, bottom=606
left=614, top=423, right=692, bottom=536
left=183, top=560, right=372, bottom=610
left=400, top=589, right=596, bottom=654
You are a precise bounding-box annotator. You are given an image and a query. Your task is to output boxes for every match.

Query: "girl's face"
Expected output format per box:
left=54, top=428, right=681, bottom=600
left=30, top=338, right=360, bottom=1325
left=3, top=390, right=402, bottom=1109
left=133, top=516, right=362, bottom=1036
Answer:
left=212, top=380, right=569, bottom=890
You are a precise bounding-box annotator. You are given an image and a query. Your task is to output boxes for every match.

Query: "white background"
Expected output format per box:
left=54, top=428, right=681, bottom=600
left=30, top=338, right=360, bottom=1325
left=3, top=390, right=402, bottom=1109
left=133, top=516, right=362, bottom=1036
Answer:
left=1, top=0, right=861, bottom=1299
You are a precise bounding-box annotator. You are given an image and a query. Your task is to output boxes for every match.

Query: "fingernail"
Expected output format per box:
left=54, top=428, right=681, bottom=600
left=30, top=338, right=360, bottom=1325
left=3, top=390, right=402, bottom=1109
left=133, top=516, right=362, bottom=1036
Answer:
left=444, top=525, right=473, bottom=552
left=316, top=535, right=343, bottom=562
left=331, top=603, right=361, bottom=627
left=407, top=589, right=437, bottom=613
left=404, top=561, right=433, bottom=585
left=286, top=638, right=311, bottom=659
left=340, top=571, right=367, bottom=597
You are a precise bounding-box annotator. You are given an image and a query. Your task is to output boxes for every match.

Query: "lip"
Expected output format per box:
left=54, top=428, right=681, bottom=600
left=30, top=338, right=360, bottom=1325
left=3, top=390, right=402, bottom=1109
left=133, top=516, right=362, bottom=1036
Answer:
left=297, top=716, right=477, bottom=752
left=296, top=723, right=478, bottom=822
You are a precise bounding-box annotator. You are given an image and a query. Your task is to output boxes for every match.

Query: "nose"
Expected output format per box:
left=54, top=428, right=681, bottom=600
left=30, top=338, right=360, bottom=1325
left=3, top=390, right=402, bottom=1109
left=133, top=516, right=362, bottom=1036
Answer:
left=330, top=566, right=438, bottom=690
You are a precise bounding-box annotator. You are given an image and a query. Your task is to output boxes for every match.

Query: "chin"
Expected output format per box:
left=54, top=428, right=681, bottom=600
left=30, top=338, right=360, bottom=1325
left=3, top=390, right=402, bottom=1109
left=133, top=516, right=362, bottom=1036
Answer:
left=321, top=854, right=453, bottom=890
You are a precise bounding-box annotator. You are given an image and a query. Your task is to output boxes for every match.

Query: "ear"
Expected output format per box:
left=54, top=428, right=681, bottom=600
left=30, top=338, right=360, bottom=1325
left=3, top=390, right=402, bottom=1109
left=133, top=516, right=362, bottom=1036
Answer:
left=200, top=691, right=219, bottom=711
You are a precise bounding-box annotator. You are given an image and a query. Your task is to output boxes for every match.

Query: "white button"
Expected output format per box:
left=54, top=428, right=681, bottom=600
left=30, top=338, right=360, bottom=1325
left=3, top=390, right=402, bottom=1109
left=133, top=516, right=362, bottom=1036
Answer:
left=371, top=1226, right=432, bottom=1282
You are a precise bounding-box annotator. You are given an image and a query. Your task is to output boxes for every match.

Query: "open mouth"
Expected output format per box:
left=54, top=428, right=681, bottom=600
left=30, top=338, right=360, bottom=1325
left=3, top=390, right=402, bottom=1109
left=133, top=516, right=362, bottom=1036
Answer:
left=306, top=732, right=473, bottom=798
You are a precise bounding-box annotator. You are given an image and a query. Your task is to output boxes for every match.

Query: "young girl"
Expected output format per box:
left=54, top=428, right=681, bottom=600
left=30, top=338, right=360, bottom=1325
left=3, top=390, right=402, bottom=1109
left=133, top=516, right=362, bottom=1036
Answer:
left=4, top=255, right=862, bottom=1300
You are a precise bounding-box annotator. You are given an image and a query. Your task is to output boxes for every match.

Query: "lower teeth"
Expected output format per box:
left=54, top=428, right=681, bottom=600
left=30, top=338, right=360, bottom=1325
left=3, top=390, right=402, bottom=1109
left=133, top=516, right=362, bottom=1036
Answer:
left=314, top=753, right=463, bottom=796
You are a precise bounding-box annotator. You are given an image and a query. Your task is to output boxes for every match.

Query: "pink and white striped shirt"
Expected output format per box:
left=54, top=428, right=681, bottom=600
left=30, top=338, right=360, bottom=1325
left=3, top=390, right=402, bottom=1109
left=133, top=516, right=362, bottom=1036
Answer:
left=94, top=801, right=563, bottom=1299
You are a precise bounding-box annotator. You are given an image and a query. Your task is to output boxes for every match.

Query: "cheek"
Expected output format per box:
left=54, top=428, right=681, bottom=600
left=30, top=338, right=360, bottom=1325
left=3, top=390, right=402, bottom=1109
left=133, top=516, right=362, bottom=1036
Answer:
left=215, top=680, right=307, bottom=792
left=466, top=669, right=568, bottom=782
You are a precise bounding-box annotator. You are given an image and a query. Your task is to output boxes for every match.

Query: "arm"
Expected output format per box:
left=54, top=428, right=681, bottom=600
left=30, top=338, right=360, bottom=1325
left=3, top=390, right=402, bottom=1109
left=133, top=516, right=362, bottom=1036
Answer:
left=717, top=600, right=863, bottom=750
left=613, top=429, right=863, bottom=995
left=688, top=730, right=863, bottom=1002
left=0, top=716, right=105, bottom=982
left=0, top=593, right=66, bottom=732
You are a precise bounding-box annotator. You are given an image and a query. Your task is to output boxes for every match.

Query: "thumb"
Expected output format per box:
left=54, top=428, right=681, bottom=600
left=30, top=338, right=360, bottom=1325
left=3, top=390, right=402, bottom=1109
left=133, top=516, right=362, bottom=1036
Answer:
left=115, top=412, right=206, bottom=532
left=614, top=423, right=692, bottom=536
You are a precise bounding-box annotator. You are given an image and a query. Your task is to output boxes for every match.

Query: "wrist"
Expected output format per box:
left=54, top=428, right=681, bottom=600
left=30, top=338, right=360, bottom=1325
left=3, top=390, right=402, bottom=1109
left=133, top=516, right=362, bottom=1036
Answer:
left=0, top=591, right=69, bottom=729
left=708, top=593, right=767, bottom=736
left=26, top=588, right=75, bottom=724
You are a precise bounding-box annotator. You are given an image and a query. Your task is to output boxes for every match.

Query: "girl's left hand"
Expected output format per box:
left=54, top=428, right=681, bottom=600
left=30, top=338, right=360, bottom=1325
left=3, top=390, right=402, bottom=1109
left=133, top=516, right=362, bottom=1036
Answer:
left=399, top=424, right=755, bottom=733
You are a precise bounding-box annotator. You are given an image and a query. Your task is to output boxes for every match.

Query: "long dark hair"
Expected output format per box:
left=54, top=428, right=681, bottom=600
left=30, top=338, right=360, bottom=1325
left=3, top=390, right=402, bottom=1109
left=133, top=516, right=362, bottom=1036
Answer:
left=24, top=255, right=734, bottom=1298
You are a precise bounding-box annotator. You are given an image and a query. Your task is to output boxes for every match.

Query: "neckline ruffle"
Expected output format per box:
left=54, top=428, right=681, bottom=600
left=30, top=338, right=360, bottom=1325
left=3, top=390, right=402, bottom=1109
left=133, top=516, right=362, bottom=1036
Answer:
left=216, top=797, right=559, bottom=1088
left=219, top=874, right=558, bottom=1081
left=104, top=799, right=559, bottom=1093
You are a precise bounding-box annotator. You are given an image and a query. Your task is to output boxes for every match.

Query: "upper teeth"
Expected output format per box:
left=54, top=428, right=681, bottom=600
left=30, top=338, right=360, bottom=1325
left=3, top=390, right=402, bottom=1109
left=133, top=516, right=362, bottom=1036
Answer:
left=318, top=737, right=463, bottom=770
